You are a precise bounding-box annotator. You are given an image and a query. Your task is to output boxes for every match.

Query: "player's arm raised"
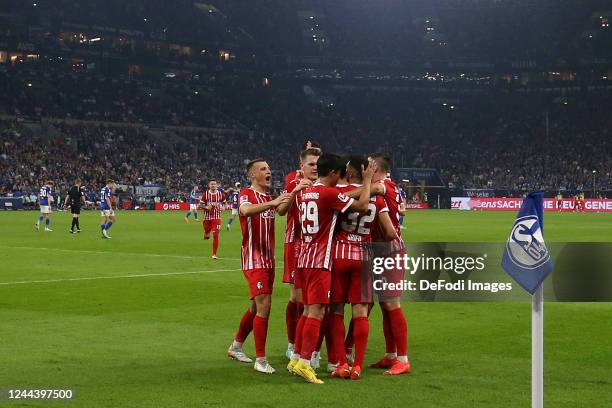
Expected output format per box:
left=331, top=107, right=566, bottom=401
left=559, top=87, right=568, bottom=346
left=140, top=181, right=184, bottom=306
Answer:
left=277, top=178, right=312, bottom=216
left=240, top=192, right=291, bottom=217
left=347, top=160, right=377, bottom=213
left=343, top=181, right=384, bottom=199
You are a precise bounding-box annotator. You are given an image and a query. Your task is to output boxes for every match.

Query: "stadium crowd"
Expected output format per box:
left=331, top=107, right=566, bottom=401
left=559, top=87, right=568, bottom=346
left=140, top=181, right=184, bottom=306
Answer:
left=0, top=117, right=297, bottom=200
left=1, top=65, right=611, bottom=199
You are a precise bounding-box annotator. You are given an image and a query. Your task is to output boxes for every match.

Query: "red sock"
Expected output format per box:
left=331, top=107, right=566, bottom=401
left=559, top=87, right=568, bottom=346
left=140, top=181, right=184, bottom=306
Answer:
left=389, top=308, right=408, bottom=357
left=235, top=309, right=255, bottom=343
left=300, top=317, right=322, bottom=360
left=352, top=317, right=369, bottom=368
left=344, top=318, right=354, bottom=353
left=330, top=313, right=347, bottom=365
left=202, top=221, right=207, bottom=236
left=324, top=313, right=337, bottom=363
left=253, top=315, right=269, bottom=358
left=285, top=301, right=298, bottom=343
left=382, top=308, right=396, bottom=354
left=294, top=314, right=307, bottom=355
left=315, top=312, right=327, bottom=352
left=212, top=231, right=220, bottom=255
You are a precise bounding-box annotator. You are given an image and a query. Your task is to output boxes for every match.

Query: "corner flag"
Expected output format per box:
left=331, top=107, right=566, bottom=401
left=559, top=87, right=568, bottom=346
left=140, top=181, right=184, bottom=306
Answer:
left=502, top=191, right=554, bottom=294
left=501, top=191, right=554, bottom=408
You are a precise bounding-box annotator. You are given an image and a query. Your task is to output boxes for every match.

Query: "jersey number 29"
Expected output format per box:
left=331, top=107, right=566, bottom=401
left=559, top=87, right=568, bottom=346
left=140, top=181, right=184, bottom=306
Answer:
left=299, top=201, right=319, bottom=234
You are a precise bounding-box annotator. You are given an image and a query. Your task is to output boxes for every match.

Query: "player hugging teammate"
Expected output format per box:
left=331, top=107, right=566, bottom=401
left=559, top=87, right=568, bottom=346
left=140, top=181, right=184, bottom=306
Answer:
left=227, top=146, right=412, bottom=384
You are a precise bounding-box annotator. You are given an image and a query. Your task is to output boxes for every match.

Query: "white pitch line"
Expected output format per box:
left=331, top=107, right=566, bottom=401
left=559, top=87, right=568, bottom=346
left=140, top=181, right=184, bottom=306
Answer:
left=0, top=245, right=241, bottom=261
left=0, top=266, right=284, bottom=286
left=0, top=268, right=243, bottom=286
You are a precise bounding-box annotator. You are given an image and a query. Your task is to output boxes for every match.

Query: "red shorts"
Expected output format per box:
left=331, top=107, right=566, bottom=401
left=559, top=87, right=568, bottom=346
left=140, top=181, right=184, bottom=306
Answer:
left=331, top=258, right=373, bottom=304
left=376, top=249, right=406, bottom=299
left=282, top=242, right=297, bottom=284
left=294, top=268, right=303, bottom=290
left=301, top=268, right=331, bottom=305
left=203, top=219, right=221, bottom=235
left=243, top=268, right=274, bottom=300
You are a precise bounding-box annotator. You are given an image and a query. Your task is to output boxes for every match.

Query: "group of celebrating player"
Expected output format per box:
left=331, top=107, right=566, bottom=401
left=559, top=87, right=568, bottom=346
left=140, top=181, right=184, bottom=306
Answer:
left=227, top=141, right=410, bottom=384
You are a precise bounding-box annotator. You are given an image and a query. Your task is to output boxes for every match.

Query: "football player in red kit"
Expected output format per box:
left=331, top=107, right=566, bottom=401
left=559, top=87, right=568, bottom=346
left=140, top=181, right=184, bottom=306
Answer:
left=281, top=143, right=321, bottom=361
left=367, top=153, right=412, bottom=375
left=200, top=179, right=226, bottom=259
left=227, top=159, right=293, bottom=374
left=288, top=153, right=375, bottom=384
left=328, top=156, right=399, bottom=380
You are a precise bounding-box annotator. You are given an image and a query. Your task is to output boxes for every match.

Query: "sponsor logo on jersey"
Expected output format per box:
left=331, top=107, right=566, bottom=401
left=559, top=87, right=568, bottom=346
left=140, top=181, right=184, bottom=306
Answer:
left=261, top=208, right=275, bottom=219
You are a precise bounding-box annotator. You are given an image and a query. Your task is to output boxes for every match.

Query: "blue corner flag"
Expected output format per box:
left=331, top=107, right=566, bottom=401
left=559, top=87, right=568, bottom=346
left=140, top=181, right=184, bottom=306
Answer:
left=502, top=191, right=554, bottom=294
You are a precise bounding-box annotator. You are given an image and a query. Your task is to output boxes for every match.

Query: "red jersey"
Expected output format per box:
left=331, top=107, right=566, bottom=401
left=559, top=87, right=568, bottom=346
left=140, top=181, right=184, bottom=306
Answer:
left=297, top=182, right=354, bottom=270
left=238, top=188, right=275, bottom=270
left=334, top=184, right=389, bottom=261
left=372, top=178, right=405, bottom=252
left=284, top=171, right=300, bottom=244
left=202, top=190, right=226, bottom=220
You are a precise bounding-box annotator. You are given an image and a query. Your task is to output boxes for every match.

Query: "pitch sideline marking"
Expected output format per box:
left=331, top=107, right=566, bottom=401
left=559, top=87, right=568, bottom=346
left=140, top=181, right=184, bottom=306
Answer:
left=0, top=245, right=241, bottom=261
left=0, top=268, right=243, bottom=286
left=0, top=266, right=284, bottom=286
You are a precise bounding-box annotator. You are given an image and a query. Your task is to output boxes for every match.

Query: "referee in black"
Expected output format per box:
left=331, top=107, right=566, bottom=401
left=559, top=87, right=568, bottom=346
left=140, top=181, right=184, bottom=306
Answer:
left=63, top=178, right=85, bottom=233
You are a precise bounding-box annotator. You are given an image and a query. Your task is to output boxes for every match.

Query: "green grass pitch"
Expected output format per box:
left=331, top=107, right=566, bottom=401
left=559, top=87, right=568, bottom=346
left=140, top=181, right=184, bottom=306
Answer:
left=1, top=210, right=611, bottom=407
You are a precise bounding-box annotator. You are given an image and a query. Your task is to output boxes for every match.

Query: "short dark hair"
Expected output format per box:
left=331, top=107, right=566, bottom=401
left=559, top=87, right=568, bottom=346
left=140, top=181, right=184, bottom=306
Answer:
left=300, top=140, right=321, bottom=151
left=246, top=158, right=266, bottom=174
left=300, top=148, right=321, bottom=162
left=208, top=179, right=217, bottom=184
left=369, top=152, right=391, bottom=173
left=106, top=179, right=114, bottom=184
left=346, top=155, right=369, bottom=180
left=317, top=153, right=345, bottom=178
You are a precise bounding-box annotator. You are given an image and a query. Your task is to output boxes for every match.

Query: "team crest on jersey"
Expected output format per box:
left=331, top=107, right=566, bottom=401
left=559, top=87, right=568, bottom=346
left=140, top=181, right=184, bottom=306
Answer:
left=506, top=215, right=550, bottom=269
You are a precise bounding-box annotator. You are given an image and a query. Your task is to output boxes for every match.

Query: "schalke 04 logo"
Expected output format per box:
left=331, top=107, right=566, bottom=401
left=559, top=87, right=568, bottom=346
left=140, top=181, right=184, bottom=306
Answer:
left=506, top=215, right=550, bottom=269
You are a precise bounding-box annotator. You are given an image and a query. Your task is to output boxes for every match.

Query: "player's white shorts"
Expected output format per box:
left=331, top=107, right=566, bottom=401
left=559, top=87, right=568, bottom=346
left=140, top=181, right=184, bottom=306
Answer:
left=101, top=209, right=115, bottom=217
left=231, top=208, right=238, bottom=215
left=190, top=204, right=198, bottom=211
left=40, top=205, right=52, bottom=214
